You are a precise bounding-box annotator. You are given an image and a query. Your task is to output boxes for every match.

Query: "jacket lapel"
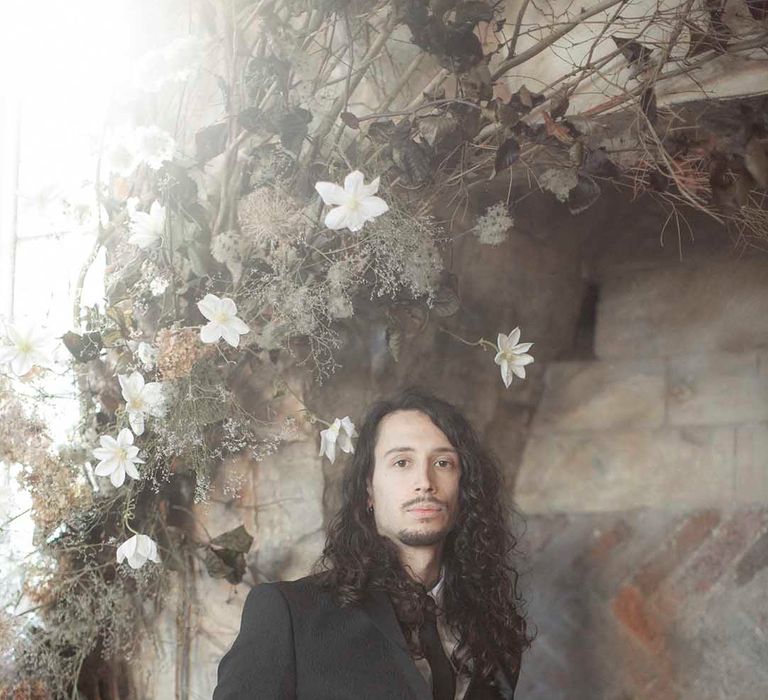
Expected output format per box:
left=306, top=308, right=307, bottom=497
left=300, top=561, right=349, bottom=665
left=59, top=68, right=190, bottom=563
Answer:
left=360, top=591, right=432, bottom=700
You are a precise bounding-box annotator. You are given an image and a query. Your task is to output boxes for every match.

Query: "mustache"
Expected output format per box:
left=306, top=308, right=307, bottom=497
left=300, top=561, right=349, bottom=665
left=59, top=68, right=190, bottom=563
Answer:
left=403, top=498, right=444, bottom=510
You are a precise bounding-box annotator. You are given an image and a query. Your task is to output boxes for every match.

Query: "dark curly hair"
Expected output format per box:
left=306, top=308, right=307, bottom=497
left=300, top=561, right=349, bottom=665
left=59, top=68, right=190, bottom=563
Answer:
left=314, top=386, right=532, bottom=680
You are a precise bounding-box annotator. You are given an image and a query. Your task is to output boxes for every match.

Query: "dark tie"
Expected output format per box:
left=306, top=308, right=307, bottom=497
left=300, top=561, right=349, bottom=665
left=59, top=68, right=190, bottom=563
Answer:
left=418, top=604, right=456, bottom=700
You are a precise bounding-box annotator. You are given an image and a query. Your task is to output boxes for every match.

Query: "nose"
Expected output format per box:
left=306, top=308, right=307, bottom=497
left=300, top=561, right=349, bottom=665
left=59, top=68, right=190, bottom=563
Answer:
left=412, top=459, right=436, bottom=494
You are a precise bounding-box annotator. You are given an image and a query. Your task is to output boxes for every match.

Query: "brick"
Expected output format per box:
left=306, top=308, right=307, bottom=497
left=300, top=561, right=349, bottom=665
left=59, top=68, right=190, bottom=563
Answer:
left=612, top=583, right=665, bottom=652
left=656, top=509, right=768, bottom=610
left=735, top=528, right=768, bottom=587
left=632, top=509, right=720, bottom=595
left=532, top=359, right=665, bottom=433
left=667, top=351, right=768, bottom=426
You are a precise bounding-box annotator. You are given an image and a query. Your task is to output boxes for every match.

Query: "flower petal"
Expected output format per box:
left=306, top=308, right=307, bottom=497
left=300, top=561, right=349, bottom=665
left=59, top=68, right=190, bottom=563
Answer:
left=324, top=205, right=351, bottom=231
left=196, top=294, right=221, bottom=321
left=508, top=327, right=521, bottom=345
left=343, top=170, right=365, bottom=195
left=360, top=196, right=389, bottom=220
left=221, top=325, right=241, bottom=348
left=110, top=464, right=126, bottom=488
left=200, top=321, right=223, bottom=344
left=314, top=181, right=348, bottom=206
left=128, top=411, right=145, bottom=436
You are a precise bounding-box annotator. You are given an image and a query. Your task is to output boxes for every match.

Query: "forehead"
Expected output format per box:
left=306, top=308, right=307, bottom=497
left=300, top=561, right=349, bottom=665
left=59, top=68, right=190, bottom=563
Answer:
left=374, top=409, right=453, bottom=451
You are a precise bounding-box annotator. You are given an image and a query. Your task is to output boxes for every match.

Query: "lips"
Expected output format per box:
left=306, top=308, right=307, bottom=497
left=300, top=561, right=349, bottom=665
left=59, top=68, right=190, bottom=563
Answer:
left=407, top=506, right=442, bottom=516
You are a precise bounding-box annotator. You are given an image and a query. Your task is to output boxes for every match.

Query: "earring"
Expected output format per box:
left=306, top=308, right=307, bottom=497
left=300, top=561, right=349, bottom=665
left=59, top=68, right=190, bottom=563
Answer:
left=367, top=505, right=374, bottom=514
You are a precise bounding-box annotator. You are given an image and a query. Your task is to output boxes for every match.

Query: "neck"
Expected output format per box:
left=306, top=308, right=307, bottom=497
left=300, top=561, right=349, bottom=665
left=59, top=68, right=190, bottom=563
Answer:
left=399, top=544, right=443, bottom=589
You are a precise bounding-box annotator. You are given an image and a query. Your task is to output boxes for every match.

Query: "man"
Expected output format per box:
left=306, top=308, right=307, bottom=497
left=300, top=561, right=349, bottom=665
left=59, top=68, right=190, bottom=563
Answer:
left=213, top=387, right=530, bottom=699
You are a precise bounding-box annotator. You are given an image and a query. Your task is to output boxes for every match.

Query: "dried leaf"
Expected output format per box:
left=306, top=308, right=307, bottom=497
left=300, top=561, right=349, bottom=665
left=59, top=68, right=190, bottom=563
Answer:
left=548, top=88, right=570, bottom=121
left=612, top=36, right=653, bottom=67
left=417, top=112, right=459, bottom=148
left=195, top=122, right=228, bottom=163
left=279, top=107, right=312, bottom=152
left=568, top=176, right=602, bottom=215
left=454, top=1, right=495, bottom=26
left=442, top=26, right=484, bottom=73
left=204, top=547, right=247, bottom=584
left=210, top=525, right=254, bottom=553
left=62, top=331, right=103, bottom=362
left=581, top=147, right=620, bottom=178
left=494, top=136, right=520, bottom=174
left=340, top=111, right=360, bottom=129
left=542, top=112, right=575, bottom=144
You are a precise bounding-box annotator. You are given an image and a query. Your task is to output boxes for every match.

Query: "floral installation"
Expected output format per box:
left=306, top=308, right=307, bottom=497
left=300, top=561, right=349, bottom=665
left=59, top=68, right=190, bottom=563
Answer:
left=7, top=0, right=758, bottom=690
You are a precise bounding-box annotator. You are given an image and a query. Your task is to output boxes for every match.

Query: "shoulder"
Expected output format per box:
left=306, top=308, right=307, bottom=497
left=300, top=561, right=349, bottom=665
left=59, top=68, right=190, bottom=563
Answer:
left=270, top=572, right=339, bottom=610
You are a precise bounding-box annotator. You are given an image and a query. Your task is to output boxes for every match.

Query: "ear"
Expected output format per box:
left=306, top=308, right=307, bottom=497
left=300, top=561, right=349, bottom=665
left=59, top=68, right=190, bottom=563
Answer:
left=366, top=478, right=373, bottom=508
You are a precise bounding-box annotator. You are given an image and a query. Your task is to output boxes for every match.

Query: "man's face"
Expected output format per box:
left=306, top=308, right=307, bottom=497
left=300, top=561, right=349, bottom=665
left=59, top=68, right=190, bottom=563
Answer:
left=367, top=409, right=461, bottom=552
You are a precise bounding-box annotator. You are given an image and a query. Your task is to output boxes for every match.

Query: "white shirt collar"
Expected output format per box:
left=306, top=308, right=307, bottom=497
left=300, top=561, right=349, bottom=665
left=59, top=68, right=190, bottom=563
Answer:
left=428, top=565, right=446, bottom=603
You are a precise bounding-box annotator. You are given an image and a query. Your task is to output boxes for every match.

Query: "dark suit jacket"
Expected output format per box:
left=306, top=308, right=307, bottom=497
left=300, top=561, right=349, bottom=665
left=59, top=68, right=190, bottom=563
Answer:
left=213, top=574, right=520, bottom=700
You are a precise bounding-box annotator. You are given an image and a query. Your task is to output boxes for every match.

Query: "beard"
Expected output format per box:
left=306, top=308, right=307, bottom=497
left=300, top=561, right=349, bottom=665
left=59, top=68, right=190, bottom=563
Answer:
left=396, top=525, right=452, bottom=547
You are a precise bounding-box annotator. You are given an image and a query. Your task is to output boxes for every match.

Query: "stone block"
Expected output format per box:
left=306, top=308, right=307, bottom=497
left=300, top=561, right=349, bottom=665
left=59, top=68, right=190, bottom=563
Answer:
left=516, top=427, right=735, bottom=513
left=667, top=351, right=768, bottom=426
left=532, top=359, right=665, bottom=433
left=595, top=259, right=768, bottom=359
left=253, top=439, right=325, bottom=580
left=734, top=423, right=768, bottom=504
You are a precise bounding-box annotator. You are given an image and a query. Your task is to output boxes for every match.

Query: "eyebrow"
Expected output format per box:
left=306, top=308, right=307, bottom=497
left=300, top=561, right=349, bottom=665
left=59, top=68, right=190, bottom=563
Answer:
left=382, top=446, right=459, bottom=457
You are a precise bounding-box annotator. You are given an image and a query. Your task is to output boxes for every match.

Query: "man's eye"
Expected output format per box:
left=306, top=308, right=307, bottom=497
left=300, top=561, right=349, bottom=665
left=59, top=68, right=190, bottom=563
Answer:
left=436, top=459, right=453, bottom=468
left=394, top=459, right=409, bottom=467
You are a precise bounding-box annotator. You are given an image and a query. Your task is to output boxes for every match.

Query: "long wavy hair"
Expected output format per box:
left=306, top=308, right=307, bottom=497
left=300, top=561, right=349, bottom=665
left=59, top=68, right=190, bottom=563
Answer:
left=314, top=386, right=532, bottom=680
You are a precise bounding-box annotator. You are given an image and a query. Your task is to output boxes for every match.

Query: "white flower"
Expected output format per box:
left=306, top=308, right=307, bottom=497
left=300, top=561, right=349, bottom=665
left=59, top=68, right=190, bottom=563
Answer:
left=118, top=371, right=166, bottom=436
left=494, top=327, right=534, bottom=388
left=92, top=428, right=144, bottom=488
left=133, top=126, right=176, bottom=170
left=197, top=293, right=250, bottom=347
left=128, top=200, right=166, bottom=249
left=136, top=342, right=158, bottom=371
left=116, top=533, right=161, bottom=569
left=314, top=170, right=389, bottom=233
left=0, top=322, right=50, bottom=376
left=319, top=416, right=357, bottom=463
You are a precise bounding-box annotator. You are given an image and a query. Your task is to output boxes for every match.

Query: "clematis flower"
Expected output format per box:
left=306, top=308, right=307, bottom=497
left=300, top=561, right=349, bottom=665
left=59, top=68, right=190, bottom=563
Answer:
left=314, top=170, right=389, bottom=233
left=0, top=321, right=50, bottom=376
left=116, top=533, right=161, bottom=569
left=319, top=416, right=357, bottom=463
left=92, top=428, right=144, bottom=488
left=197, top=294, right=250, bottom=347
left=118, top=371, right=166, bottom=436
left=133, top=126, right=176, bottom=170
left=128, top=200, right=166, bottom=249
left=494, top=327, right=534, bottom=388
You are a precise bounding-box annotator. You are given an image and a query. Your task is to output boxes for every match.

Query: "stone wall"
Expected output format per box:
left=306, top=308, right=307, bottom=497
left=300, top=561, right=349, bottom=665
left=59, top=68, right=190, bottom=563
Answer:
left=516, top=257, right=768, bottom=699
left=138, top=191, right=768, bottom=699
